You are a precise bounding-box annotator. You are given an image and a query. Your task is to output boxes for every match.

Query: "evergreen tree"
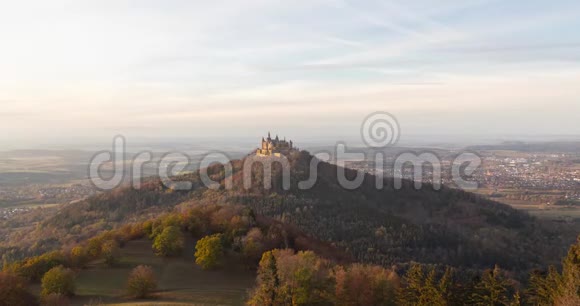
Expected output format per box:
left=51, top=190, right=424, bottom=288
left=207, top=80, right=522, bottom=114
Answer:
left=509, top=291, right=521, bottom=306
left=526, top=268, right=559, bottom=305
left=438, top=266, right=454, bottom=304
left=553, top=236, right=580, bottom=305
left=398, top=263, right=424, bottom=305
left=470, top=265, right=512, bottom=306
left=418, top=268, right=446, bottom=306
left=248, top=251, right=279, bottom=306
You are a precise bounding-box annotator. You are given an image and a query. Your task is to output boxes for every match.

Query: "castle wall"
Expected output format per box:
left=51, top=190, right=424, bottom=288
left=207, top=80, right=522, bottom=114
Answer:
left=256, top=134, right=295, bottom=157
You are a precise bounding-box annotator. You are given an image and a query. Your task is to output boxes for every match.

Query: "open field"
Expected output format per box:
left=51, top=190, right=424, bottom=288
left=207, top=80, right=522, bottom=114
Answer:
left=0, top=201, right=62, bottom=209
left=473, top=187, right=580, bottom=221
left=69, top=239, right=255, bottom=306
left=526, top=207, right=580, bottom=220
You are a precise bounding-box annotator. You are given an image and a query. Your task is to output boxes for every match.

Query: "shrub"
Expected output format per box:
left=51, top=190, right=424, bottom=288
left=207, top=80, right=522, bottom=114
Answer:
left=69, top=246, right=88, bottom=268
left=40, top=266, right=75, bottom=297
left=5, top=251, right=66, bottom=282
left=86, top=237, right=104, bottom=259
left=0, top=272, right=38, bottom=306
left=152, top=226, right=184, bottom=257
left=127, top=265, right=157, bottom=298
left=101, top=240, right=121, bottom=267
left=242, top=228, right=266, bottom=266
left=195, top=234, right=224, bottom=270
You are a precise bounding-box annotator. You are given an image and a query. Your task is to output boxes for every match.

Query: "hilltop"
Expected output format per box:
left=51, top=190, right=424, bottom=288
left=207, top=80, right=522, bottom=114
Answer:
left=18, top=150, right=572, bottom=274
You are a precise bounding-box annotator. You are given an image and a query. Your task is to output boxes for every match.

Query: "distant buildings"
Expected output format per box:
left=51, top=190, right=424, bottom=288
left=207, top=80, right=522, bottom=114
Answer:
left=0, top=207, right=31, bottom=220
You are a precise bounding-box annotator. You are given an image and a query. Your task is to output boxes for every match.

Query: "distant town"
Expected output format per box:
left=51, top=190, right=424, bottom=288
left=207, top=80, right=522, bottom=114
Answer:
left=0, top=183, right=97, bottom=219
left=344, top=149, right=580, bottom=218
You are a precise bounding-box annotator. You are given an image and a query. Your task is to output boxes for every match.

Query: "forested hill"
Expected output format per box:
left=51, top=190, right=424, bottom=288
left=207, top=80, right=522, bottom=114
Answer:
left=39, top=150, right=577, bottom=273
left=221, top=151, right=574, bottom=271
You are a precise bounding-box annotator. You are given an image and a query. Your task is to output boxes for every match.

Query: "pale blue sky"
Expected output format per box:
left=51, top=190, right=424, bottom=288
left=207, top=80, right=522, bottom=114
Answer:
left=1, top=0, right=580, bottom=148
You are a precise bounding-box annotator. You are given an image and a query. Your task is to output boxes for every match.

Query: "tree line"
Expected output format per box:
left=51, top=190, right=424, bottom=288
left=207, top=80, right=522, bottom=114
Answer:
left=1, top=201, right=578, bottom=305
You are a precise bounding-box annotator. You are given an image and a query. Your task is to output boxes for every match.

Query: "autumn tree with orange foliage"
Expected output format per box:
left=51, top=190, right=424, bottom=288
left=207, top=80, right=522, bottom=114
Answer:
left=333, top=263, right=399, bottom=306
left=0, top=272, right=37, bottom=306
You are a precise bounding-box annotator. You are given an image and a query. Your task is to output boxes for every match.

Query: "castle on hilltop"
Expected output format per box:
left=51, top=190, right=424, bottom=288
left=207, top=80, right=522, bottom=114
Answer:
left=256, top=132, right=295, bottom=157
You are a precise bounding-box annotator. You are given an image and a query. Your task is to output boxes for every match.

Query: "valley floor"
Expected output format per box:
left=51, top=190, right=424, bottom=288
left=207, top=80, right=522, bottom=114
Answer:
left=36, top=239, right=255, bottom=306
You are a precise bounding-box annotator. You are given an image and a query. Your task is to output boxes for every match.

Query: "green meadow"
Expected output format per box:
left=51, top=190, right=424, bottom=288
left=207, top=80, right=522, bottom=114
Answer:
left=68, top=239, right=255, bottom=306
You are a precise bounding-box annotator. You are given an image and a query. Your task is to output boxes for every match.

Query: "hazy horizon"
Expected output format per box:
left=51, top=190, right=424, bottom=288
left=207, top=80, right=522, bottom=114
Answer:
left=3, top=133, right=580, bottom=152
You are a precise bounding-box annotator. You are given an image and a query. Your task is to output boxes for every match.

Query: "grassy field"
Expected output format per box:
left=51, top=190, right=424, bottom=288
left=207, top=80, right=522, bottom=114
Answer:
left=70, top=239, right=255, bottom=306
left=526, top=207, right=580, bottom=220
left=473, top=187, right=580, bottom=221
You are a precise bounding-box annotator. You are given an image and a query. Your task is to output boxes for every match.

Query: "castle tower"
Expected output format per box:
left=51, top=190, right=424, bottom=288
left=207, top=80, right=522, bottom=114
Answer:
left=257, top=133, right=295, bottom=157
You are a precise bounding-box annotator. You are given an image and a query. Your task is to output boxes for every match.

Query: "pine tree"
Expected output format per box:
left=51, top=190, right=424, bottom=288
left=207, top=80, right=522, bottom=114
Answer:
left=553, top=236, right=580, bottom=305
left=398, top=263, right=424, bottom=305
left=470, top=265, right=511, bottom=306
left=438, top=267, right=454, bottom=305
left=509, top=291, right=521, bottom=306
left=526, top=237, right=580, bottom=305
left=526, top=268, right=559, bottom=305
left=418, top=268, right=446, bottom=306
left=248, top=251, right=279, bottom=306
